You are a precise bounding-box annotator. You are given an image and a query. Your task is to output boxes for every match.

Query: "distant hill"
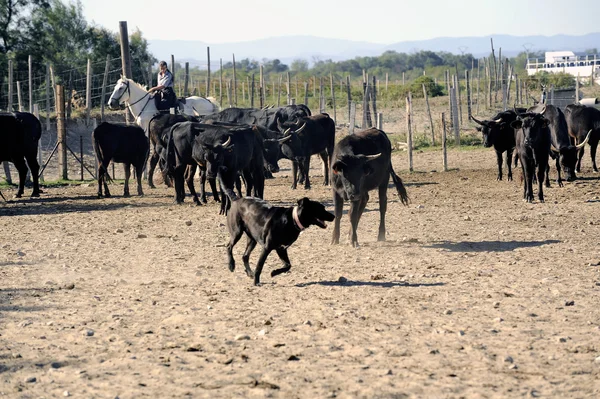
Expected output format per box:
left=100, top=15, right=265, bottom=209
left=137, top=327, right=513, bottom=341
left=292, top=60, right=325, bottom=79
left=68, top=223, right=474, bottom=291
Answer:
left=148, top=33, right=600, bottom=69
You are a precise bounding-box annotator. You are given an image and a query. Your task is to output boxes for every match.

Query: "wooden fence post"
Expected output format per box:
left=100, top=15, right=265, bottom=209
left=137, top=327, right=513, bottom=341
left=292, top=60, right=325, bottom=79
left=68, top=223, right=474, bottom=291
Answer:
left=2, top=162, right=11, bottom=184
left=86, top=58, right=92, bottom=125
left=406, top=93, right=413, bottom=172
left=303, top=81, right=309, bottom=106
left=346, top=75, right=351, bottom=123
left=56, top=84, right=67, bottom=180
left=28, top=55, right=33, bottom=113
left=33, top=104, right=43, bottom=182
left=17, top=81, right=22, bottom=112
left=259, top=65, right=264, bottom=108
left=442, top=112, right=448, bottom=172
left=232, top=54, right=237, bottom=106
left=206, top=47, right=211, bottom=96
left=465, top=69, right=472, bottom=120
left=349, top=101, right=356, bottom=135
left=184, top=62, right=189, bottom=96
left=376, top=112, right=383, bottom=130
left=277, top=75, right=281, bottom=107
left=330, top=72, right=336, bottom=123
left=371, top=75, right=377, bottom=120
left=100, top=55, right=110, bottom=122
left=423, top=83, right=435, bottom=145
left=451, top=87, right=460, bottom=146
left=119, top=21, right=133, bottom=123
left=8, top=59, right=13, bottom=111
left=251, top=74, right=255, bottom=108
left=286, top=72, right=291, bottom=105
left=219, top=58, right=223, bottom=106
left=45, top=63, right=51, bottom=131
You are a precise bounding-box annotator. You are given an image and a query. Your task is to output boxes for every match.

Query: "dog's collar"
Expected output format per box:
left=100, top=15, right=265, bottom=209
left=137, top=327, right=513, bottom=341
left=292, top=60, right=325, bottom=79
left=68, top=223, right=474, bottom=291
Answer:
left=292, top=206, right=305, bottom=231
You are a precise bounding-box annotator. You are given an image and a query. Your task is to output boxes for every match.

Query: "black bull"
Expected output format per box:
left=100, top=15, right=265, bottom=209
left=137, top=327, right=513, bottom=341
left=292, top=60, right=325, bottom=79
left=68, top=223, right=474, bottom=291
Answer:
left=564, top=104, right=600, bottom=173
left=92, top=122, right=149, bottom=198
left=179, top=123, right=266, bottom=214
left=331, top=128, right=409, bottom=248
left=0, top=112, right=42, bottom=198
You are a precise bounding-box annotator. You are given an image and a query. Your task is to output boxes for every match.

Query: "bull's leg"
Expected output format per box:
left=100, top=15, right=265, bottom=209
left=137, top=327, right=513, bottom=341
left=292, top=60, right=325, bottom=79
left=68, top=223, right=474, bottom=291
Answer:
left=185, top=164, right=200, bottom=205
left=253, top=166, right=265, bottom=199
left=271, top=248, right=292, bottom=277
left=331, top=191, right=344, bottom=245
left=544, top=163, right=551, bottom=188
left=377, top=183, right=388, bottom=241
left=590, top=140, right=599, bottom=172
left=97, top=164, right=104, bottom=198
left=496, top=150, right=504, bottom=181
left=199, top=166, right=207, bottom=203
left=291, top=160, right=299, bottom=189
left=209, top=177, right=220, bottom=202
left=135, top=161, right=144, bottom=196
left=226, top=227, right=244, bottom=272
left=554, top=157, right=563, bottom=187
left=348, top=198, right=365, bottom=248
left=303, top=157, right=311, bottom=190
left=123, top=163, right=131, bottom=197
left=235, top=174, right=244, bottom=198
left=25, top=155, right=40, bottom=197
left=148, top=150, right=158, bottom=188
left=524, top=158, right=534, bottom=203
left=173, top=167, right=185, bottom=204
left=537, top=162, right=546, bottom=203
left=320, top=151, right=329, bottom=186
left=576, top=146, right=584, bottom=173
left=13, top=160, right=28, bottom=198
left=253, top=248, right=272, bottom=286
left=506, top=148, right=514, bottom=181
left=103, top=163, right=112, bottom=198
left=242, top=237, right=257, bottom=277
left=242, top=170, right=254, bottom=197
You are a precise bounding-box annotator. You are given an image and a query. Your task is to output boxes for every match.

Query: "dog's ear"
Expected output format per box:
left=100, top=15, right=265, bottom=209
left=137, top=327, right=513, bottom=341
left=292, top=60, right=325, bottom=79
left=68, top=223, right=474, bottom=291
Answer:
left=297, top=197, right=310, bottom=207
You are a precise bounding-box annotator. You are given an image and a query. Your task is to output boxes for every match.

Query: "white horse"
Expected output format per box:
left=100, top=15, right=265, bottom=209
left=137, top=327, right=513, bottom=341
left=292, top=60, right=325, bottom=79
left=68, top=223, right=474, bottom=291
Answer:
left=107, top=77, right=220, bottom=132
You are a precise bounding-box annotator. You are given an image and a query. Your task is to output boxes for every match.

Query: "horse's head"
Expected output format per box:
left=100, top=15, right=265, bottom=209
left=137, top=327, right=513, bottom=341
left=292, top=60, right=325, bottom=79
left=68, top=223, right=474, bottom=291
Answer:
left=107, top=77, right=130, bottom=109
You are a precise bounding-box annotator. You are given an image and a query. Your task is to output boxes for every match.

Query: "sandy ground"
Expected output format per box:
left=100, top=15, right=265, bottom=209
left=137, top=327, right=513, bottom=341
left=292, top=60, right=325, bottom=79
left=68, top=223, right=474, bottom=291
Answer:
left=1, top=147, right=600, bottom=399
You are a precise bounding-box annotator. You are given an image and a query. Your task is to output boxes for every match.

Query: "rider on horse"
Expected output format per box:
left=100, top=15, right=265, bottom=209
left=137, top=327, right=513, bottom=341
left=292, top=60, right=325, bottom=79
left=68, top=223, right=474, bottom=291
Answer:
left=149, top=61, right=176, bottom=111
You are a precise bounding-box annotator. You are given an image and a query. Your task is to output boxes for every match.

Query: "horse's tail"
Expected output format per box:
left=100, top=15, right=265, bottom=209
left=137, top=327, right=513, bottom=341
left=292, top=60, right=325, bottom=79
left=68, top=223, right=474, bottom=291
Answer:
left=206, top=96, right=221, bottom=112
left=390, top=165, right=409, bottom=205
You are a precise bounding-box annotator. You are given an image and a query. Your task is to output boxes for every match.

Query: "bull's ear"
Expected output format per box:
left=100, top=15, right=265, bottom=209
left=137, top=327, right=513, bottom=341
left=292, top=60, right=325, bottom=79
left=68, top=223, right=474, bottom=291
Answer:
left=541, top=119, right=549, bottom=129
left=510, top=120, right=522, bottom=129
left=226, top=144, right=235, bottom=153
left=475, top=126, right=482, bottom=132
left=332, top=160, right=345, bottom=174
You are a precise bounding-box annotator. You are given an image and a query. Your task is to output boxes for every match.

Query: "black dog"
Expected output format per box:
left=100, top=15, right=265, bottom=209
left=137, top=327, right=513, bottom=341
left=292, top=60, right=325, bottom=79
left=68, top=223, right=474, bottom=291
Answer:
left=226, top=197, right=335, bottom=285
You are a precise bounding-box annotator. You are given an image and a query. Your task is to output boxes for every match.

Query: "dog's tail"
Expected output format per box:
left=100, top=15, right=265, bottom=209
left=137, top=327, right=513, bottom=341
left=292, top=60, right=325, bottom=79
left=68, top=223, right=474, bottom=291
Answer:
left=390, top=164, right=409, bottom=205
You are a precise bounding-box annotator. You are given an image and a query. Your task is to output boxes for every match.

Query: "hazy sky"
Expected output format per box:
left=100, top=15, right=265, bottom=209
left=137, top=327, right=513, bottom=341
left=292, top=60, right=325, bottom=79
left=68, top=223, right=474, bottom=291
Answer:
left=79, top=0, right=600, bottom=44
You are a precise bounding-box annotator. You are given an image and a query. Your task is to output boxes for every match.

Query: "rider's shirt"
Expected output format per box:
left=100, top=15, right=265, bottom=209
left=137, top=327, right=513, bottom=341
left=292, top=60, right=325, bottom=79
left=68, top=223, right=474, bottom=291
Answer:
left=157, top=69, right=174, bottom=88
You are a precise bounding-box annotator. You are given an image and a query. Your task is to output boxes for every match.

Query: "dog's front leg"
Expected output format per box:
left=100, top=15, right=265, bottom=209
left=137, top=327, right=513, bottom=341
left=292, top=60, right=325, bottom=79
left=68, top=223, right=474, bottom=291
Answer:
left=253, top=248, right=272, bottom=286
left=271, top=248, right=291, bottom=277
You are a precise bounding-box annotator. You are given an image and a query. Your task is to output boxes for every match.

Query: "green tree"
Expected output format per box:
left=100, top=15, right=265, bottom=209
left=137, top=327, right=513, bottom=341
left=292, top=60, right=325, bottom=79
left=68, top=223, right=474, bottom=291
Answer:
left=290, top=58, right=308, bottom=72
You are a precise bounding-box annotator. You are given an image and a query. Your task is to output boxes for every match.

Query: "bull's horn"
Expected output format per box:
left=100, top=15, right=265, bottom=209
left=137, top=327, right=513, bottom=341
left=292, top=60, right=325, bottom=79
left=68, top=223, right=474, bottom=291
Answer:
left=278, top=135, right=293, bottom=143
left=575, top=129, right=592, bottom=150
left=295, top=122, right=306, bottom=134
left=365, top=153, right=382, bottom=161
left=294, top=119, right=301, bottom=126
left=283, top=128, right=291, bottom=135
left=470, top=115, right=486, bottom=126
left=550, top=144, right=559, bottom=153
left=220, top=136, right=232, bottom=148
left=493, top=118, right=503, bottom=123
left=277, top=118, right=284, bottom=132
left=539, top=104, right=546, bottom=115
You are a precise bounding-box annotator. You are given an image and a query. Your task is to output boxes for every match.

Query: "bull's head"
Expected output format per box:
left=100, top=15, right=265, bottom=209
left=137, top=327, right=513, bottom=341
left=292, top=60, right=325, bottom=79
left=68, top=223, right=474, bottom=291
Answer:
left=202, top=135, right=234, bottom=179
left=262, top=133, right=291, bottom=173
left=511, top=113, right=549, bottom=148
left=332, top=153, right=382, bottom=201
left=550, top=129, right=592, bottom=181
left=471, top=115, right=504, bottom=148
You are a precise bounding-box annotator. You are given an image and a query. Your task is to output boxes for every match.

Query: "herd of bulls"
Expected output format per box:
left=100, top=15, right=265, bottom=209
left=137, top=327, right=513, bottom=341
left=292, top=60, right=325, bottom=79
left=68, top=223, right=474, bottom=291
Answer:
left=2, top=100, right=599, bottom=283
left=471, top=103, right=599, bottom=203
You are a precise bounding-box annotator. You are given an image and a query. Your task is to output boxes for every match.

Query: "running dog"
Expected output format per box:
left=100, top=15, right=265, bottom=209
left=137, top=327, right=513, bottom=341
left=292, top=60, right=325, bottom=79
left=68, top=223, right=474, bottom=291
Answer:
left=226, top=197, right=335, bottom=285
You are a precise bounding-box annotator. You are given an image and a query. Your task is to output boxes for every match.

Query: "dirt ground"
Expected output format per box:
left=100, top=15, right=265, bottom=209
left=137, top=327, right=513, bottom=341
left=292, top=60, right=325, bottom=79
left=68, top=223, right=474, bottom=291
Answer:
left=1, top=147, right=600, bottom=399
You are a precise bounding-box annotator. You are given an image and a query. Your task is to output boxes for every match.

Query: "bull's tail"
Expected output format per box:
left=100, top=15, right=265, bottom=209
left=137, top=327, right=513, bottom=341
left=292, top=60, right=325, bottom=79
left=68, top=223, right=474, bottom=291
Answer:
left=164, top=125, right=176, bottom=176
left=92, top=132, right=113, bottom=184
left=390, top=165, right=409, bottom=205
